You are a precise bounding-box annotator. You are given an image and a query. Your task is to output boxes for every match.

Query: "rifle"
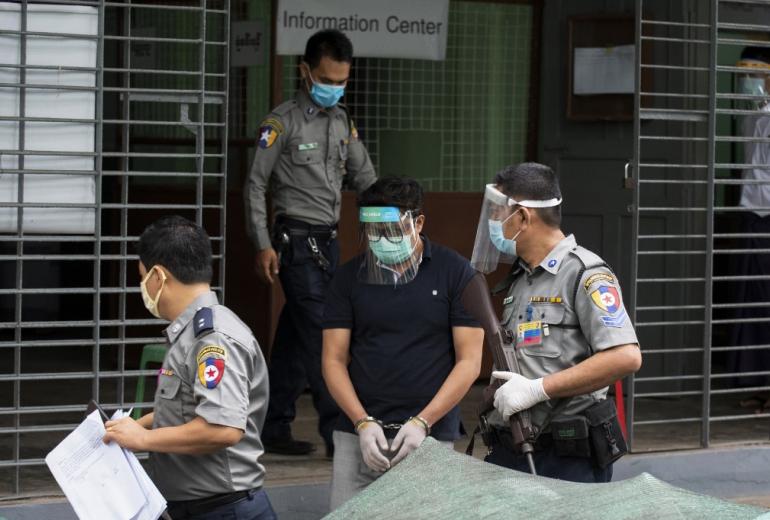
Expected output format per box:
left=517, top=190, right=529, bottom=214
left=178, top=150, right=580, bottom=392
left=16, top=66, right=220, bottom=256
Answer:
left=461, top=271, right=537, bottom=474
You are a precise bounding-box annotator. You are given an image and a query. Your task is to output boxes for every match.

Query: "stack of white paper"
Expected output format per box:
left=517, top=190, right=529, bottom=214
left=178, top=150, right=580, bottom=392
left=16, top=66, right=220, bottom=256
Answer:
left=45, top=410, right=167, bottom=520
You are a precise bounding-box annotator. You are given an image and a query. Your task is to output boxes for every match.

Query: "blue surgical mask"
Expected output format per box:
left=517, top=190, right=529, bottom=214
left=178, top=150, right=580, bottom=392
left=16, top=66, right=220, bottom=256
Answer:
left=369, top=236, right=414, bottom=265
left=307, top=71, right=345, bottom=108
left=488, top=212, right=522, bottom=257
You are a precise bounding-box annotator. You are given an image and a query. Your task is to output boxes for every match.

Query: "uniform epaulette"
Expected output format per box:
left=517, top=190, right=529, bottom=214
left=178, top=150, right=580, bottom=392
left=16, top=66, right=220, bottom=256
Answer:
left=272, top=99, right=297, bottom=116
left=193, top=307, right=214, bottom=337
left=569, top=246, right=606, bottom=270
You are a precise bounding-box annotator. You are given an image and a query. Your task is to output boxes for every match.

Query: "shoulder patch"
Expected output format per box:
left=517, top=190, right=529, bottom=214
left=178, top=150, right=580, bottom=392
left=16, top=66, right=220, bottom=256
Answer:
left=600, top=309, right=628, bottom=328
left=260, top=117, right=284, bottom=134
left=193, top=307, right=214, bottom=337
left=590, top=285, right=623, bottom=315
left=257, top=117, right=283, bottom=149
left=197, top=344, right=226, bottom=389
left=196, top=344, right=226, bottom=363
left=584, top=272, right=616, bottom=293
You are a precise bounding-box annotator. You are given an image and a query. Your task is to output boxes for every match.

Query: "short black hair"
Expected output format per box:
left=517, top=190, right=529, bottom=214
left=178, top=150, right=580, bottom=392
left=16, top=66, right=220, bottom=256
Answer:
left=137, top=216, right=213, bottom=284
left=494, top=162, right=562, bottom=228
left=304, top=29, right=353, bottom=68
left=740, top=46, right=770, bottom=64
left=358, top=177, right=423, bottom=216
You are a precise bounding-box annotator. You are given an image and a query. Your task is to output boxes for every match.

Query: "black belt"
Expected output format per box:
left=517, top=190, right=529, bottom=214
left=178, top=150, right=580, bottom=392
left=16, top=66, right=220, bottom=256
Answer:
left=489, top=426, right=552, bottom=454
left=167, top=487, right=260, bottom=519
left=276, top=216, right=337, bottom=238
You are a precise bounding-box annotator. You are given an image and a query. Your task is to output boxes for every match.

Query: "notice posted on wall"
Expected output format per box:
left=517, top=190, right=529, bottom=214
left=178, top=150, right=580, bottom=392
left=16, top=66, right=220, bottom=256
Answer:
left=573, top=45, right=635, bottom=95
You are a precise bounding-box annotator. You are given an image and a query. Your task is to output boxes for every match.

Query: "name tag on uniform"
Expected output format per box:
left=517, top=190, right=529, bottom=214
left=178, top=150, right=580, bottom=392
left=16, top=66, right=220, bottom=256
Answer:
left=298, top=142, right=318, bottom=151
left=517, top=320, right=543, bottom=348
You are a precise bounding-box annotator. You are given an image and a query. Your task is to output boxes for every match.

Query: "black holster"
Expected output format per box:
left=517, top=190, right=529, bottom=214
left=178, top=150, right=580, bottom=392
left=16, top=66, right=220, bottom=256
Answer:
left=551, top=399, right=627, bottom=468
left=583, top=398, right=627, bottom=468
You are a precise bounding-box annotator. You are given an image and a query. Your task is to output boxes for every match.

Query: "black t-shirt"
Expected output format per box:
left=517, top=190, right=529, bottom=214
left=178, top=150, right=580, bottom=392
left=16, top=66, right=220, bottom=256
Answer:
left=322, top=236, right=480, bottom=441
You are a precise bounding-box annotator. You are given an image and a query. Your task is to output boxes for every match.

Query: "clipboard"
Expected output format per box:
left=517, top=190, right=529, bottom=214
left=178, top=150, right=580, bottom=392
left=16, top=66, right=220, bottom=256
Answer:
left=85, top=399, right=110, bottom=422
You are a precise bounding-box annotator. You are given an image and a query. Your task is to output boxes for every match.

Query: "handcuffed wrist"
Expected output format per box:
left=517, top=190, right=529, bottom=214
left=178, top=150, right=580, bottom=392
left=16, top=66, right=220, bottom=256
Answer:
left=408, top=416, right=431, bottom=436
left=354, top=416, right=381, bottom=432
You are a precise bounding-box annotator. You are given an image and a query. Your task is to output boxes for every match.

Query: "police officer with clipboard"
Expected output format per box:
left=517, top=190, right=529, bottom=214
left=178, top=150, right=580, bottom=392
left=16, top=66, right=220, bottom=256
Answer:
left=103, top=216, right=275, bottom=519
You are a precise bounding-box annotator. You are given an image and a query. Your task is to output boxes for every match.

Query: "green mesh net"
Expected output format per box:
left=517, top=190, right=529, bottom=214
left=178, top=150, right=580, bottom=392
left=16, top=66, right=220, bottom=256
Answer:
left=325, top=438, right=768, bottom=519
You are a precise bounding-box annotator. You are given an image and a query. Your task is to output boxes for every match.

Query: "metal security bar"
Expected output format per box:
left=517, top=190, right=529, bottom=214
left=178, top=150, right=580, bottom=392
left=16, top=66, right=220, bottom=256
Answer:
left=0, top=0, right=229, bottom=497
left=631, top=0, right=770, bottom=451
left=280, top=0, right=534, bottom=193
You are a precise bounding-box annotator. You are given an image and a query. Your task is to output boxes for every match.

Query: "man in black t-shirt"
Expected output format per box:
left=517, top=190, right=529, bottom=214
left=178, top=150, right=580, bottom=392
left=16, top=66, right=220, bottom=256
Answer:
left=321, top=178, right=484, bottom=510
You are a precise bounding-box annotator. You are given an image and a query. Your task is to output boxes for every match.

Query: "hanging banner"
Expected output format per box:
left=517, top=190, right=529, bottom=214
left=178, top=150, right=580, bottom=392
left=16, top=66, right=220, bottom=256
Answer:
left=276, top=0, right=449, bottom=61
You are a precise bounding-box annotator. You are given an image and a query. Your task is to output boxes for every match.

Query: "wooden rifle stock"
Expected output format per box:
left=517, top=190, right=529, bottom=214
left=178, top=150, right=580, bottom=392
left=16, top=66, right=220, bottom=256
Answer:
left=461, top=272, right=537, bottom=450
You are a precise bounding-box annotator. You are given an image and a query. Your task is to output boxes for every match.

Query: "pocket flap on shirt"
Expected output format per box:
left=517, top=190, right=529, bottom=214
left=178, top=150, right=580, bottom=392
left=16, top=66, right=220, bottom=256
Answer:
left=538, top=303, right=565, bottom=325
left=157, top=374, right=181, bottom=399
left=291, top=148, right=322, bottom=165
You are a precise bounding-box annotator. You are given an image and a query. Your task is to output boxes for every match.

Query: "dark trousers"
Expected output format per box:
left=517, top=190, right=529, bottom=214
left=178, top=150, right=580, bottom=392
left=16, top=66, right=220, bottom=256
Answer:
left=726, top=212, right=770, bottom=388
left=484, top=443, right=613, bottom=483
left=262, top=234, right=340, bottom=448
left=169, top=489, right=276, bottom=520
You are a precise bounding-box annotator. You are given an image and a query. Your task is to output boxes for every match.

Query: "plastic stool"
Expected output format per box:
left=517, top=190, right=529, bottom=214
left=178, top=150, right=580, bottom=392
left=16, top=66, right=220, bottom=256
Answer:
left=132, top=343, right=167, bottom=419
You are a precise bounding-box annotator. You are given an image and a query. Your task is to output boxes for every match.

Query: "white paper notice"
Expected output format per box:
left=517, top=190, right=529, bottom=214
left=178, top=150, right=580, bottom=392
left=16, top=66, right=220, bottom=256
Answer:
left=573, top=45, right=635, bottom=95
left=45, top=410, right=145, bottom=520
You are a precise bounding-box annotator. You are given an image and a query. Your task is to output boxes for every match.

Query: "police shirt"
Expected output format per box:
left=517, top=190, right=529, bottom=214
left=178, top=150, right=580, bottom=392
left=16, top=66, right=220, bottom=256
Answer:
left=151, top=291, right=269, bottom=501
left=244, top=89, right=377, bottom=250
left=489, top=234, right=639, bottom=432
left=322, top=236, right=481, bottom=441
left=739, top=105, right=770, bottom=217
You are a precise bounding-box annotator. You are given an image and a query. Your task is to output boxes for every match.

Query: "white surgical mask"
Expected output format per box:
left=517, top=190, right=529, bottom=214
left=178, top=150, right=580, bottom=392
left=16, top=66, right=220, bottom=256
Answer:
left=739, top=76, right=766, bottom=97
left=140, top=266, right=166, bottom=319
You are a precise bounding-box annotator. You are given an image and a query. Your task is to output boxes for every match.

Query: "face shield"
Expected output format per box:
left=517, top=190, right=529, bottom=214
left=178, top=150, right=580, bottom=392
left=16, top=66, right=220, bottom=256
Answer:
left=470, top=184, right=562, bottom=274
left=735, top=59, right=770, bottom=111
left=358, top=206, right=422, bottom=286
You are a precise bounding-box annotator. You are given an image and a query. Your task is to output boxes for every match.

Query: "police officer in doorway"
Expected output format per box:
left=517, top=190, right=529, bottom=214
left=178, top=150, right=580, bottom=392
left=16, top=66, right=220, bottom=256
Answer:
left=728, top=47, right=770, bottom=406
left=103, top=216, right=276, bottom=519
left=244, top=29, right=376, bottom=456
left=470, top=163, right=642, bottom=482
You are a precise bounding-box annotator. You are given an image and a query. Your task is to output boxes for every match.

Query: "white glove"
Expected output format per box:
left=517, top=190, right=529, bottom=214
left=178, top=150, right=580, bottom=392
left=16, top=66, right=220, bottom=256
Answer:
left=492, top=371, right=550, bottom=420
left=358, top=422, right=390, bottom=472
left=390, top=420, right=428, bottom=466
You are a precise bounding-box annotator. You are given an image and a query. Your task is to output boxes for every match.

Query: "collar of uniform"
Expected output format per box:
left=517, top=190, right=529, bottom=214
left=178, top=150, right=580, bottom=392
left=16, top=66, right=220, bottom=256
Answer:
left=296, top=89, right=342, bottom=121
left=539, top=234, right=577, bottom=274
left=164, top=291, right=219, bottom=342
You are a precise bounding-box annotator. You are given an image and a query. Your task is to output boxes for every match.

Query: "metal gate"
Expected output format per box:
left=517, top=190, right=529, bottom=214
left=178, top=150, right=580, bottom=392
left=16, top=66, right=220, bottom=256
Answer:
left=630, top=0, right=770, bottom=451
left=0, top=0, right=229, bottom=497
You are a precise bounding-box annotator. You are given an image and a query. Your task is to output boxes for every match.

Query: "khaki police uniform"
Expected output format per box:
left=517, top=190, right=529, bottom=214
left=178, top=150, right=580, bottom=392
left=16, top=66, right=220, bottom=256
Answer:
left=489, top=234, right=638, bottom=431
left=152, top=291, right=268, bottom=501
left=244, top=89, right=376, bottom=250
